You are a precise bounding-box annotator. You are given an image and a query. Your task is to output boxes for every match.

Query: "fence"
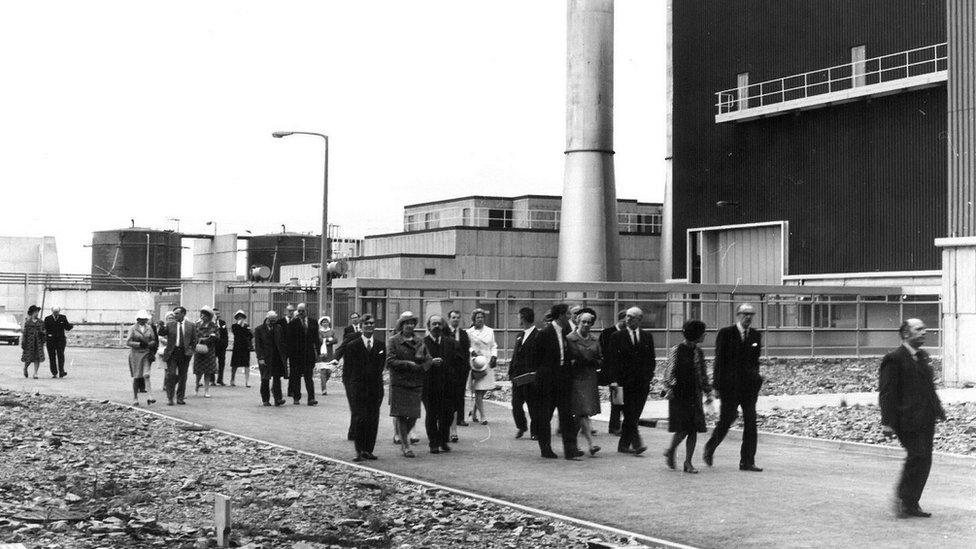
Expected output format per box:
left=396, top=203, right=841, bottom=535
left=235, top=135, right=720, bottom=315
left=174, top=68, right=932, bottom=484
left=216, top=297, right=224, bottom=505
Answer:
left=329, top=278, right=941, bottom=360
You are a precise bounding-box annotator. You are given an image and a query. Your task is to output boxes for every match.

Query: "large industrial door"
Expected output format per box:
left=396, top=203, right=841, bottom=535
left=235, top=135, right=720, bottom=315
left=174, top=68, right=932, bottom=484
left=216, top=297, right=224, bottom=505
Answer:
left=687, top=222, right=788, bottom=285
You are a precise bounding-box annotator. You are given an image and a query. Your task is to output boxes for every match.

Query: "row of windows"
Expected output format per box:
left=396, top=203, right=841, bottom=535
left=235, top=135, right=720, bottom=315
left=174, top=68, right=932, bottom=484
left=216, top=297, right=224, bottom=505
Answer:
left=403, top=209, right=662, bottom=234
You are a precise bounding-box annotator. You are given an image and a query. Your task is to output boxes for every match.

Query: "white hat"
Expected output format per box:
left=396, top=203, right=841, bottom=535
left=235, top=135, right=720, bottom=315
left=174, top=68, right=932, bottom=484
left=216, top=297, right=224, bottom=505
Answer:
left=135, top=309, right=151, bottom=320
left=471, top=355, right=490, bottom=372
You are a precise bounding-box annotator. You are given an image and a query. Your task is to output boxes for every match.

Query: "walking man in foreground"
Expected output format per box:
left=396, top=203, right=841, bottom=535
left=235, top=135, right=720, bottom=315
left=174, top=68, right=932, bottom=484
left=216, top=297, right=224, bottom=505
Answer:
left=342, top=314, right=385, bottom=461
left=254, top=311, right=288, bottom=406
left=43, top=307, right=73, bottom=378
left=287, top=303, right=320, bottom=406
left=606, top=306, right=655, bottom=456
left=879, top=318, right=946, bottom=518
left=159, top=306, right=196, bottom=405
left=704, top=303, right=763, bottom=471
left=509, top=307, right=539, bottom=439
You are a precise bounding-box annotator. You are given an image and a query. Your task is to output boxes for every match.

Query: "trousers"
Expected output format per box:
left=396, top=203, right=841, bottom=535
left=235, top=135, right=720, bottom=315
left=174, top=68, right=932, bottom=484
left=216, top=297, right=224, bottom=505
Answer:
left=164, top=354, right=191, bottom=402
left=706, top=388, right=759, bottom=465
left=47, top=341, right=66, bottom=376
left=895, top=425, right=935, bottom=507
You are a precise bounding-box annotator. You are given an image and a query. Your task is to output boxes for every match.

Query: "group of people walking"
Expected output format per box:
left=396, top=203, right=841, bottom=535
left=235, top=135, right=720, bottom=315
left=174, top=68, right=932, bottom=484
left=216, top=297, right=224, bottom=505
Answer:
left=18, top=305, right=73, bottom=380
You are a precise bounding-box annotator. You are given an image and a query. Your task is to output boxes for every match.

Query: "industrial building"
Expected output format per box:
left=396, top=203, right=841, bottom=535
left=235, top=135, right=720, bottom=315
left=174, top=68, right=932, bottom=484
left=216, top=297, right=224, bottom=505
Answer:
left=666, top=0, right=948, bottom=294
left=0, top=236, right=59, bottom=315
left=282, top=195, right=663, bottom=284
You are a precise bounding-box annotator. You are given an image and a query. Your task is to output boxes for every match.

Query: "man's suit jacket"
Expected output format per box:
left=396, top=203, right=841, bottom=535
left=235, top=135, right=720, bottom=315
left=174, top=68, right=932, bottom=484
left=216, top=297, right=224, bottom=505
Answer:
left=423, top=335, right=462, bottom=402
left=343, top=325, right=362, bottom=339
left=712, top=325, right=762, bottom=395
left=159, top=320, right=197, bottom=362
left=606, top=327, right=656, bottom=388
left=287, top=316, right=321, bottom=370
left=342, top=334, right=386, bottom=398
left=879, top=345, right=945, bottom=433
left=509, top=326, right=540, bottom=379
left=445, top=326, right=471, bottom=385
left=254, top=322, right=288, bottom=377
left=532, top=323, right=573, bottom=390
left=215, top=319, right=229, bottom=352
left=43, top=314, right=73, bottom=344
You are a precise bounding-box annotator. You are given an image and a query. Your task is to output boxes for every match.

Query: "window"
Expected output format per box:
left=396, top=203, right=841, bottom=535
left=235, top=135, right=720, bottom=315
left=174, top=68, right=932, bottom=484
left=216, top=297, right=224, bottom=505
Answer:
left=487, top=209, right=513, bottom=229
left=424, top=268, right=437, bottom=276
left=462, top=208, right=472, bottom=226
left=424, top=212, right=439, bottom=230
left=405, top=214, right=417, bottom=231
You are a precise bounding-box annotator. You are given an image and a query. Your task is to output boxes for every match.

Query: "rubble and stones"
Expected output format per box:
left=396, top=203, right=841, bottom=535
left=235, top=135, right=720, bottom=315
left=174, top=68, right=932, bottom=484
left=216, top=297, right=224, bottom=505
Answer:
left=0, top=391, right=629, bottom=549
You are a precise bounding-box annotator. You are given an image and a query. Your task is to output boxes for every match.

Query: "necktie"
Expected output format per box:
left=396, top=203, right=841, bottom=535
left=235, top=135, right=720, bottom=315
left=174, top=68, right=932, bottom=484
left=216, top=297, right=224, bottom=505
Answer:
left=366, top=338, right=372, bottom=351
left=631, top=329, right=637, bottom=345
left=742, top=327, right=748, bottom=341
left=178, top=322, right=184, bottom=347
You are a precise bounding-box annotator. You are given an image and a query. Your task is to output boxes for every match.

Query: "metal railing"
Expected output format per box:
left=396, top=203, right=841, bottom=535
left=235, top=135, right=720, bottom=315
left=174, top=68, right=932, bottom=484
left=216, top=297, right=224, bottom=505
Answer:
left=328, top=278, right=942, bottom=360
left=715, top=43, right=948, bottom=115
left=402, top=208, right=661, bottom=234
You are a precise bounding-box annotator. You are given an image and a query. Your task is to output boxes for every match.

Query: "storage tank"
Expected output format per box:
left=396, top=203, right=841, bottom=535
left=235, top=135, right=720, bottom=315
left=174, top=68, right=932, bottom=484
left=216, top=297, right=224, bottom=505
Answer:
left=91, top=228, right=182, bottom=290
left=246, top=233, right=321, bottom=282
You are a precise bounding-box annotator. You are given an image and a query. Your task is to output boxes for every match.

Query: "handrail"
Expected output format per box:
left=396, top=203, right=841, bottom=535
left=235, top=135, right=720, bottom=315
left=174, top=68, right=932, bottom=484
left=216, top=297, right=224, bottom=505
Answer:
left=715, top=43, right=947, bottom=115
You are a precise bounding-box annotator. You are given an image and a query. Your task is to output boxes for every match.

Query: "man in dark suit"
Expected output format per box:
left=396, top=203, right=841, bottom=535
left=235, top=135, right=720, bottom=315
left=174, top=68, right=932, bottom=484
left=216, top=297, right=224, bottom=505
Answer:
left=254, top=311, right=288, bottom=406
left=343, top=312, right=363, bottom=339
left=423, top=315, right=462, bottom=454
left=43, top=307, right=73, bottom=378
left=599, top=310, right=627, bottom=435
left=286, top=303, right=320, bottom=406
left=606, top=307, right=655, bottom=456
left=529, top=303, right=583, bottom=460
left=446, top=309, right=472, bottom=438
left=509, top=307, right=539, bottom=439
left=213, top=308, right=229, bottom=385
left=880, top=318, right=946, bottom=518
left=158, top=306, right=196, bottom=405
left=342, top=314, right=385, bottom=461
left=703, top=303, right=764, bottom=471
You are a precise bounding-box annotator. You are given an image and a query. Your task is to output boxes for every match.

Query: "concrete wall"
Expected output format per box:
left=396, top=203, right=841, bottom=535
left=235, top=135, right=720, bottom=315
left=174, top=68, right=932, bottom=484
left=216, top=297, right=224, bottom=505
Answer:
left=192, top=233, right=239, bottom=281
left=0, top=236, right=60, bottom=314
left=46, top=289, right=156, bottom=323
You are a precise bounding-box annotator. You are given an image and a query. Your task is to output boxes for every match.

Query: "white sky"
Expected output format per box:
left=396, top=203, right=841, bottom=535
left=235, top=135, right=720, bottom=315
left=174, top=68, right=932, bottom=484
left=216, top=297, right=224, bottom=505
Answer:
left=0, top=0, right=667, bottom=274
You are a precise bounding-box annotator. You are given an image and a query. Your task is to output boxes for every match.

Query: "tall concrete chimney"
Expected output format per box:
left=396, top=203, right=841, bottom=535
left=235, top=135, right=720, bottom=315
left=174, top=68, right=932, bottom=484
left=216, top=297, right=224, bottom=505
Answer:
left=557, top=0, right=621, bottom=282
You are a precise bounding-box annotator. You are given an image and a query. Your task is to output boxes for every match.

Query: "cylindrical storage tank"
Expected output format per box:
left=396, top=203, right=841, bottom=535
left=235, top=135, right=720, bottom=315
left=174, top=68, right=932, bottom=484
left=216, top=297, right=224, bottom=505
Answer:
left=91, top=228, right=182, bottom=290
left=246, top=233, right=322, bottom=282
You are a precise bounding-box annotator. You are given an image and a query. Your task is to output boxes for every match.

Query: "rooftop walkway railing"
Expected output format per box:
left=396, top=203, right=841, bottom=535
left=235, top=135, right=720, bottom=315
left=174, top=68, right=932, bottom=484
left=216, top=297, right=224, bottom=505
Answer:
left=715, top=43, right=947, bottom=123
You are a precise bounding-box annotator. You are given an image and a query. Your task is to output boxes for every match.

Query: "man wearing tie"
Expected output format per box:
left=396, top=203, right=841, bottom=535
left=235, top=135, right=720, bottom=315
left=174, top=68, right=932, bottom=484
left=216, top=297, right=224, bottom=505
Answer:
left=422, top=314, right=462, bottom=454
left=599, top=310, right=627, bottom=435
left=606, top=307, right=656, bottom=456
left=530, top=303, right=583, bottom=460
left=287, top=303, right=321, bottom=406
left=159, top=306, right=196, bottom=405
left=704, top=303, right=764, bottom=471
left=213, top=308, right=229, bottom=386
left=343, top=312, right=363, bottom=339
left=445, top=309, right=472, bottom=440
left=509, top=307, right=539, bottom=439
left=43, top=307, right=73, bottom=378
left=880, top=318, right=946, bottom=518
left=342, top=314, right=385, bottom=461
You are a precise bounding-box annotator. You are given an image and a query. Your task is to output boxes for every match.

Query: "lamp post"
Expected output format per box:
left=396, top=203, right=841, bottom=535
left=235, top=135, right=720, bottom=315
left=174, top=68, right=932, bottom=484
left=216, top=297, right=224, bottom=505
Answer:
left=206, top=220, right=217, bottom=305
left=272, top=131, right=330, bottom=321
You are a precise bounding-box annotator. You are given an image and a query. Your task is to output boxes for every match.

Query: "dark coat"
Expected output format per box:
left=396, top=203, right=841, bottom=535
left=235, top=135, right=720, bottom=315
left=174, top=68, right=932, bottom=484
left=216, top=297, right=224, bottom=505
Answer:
left=423, top=335, right=462, bottom=404
left=254, top=322, right=288, bottom=377
left=879, top=345, right=945, bottom=433
left=509, top=326, right=540, bottom=378
left=445, top=326, right=471, bottom=384
left=606, top=327, right=656, bottom=388
left=230, top=323, right=253, bottom=368
left=342, top=334, right=385, bottom=398
left=532, top=323, right=574, bottom=392
left=43, top=314, right=73, bottom=344
left=287, top=316, right=321, bottom=373
left=158, top=320, right=198, bottom=362
left=711, top=324, right=762, bottom=395
left=215, top=319, right=229, bottom=352
left=386, top=333, right=431, bottom=418
left=343, top=325, right=362, bottom=338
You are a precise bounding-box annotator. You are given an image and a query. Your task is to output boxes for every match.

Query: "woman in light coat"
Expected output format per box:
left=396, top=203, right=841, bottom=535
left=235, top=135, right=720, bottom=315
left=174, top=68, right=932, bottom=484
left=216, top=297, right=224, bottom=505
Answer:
left=466, top=308, right=497, bottom=425
left=126, top=310, right=158, bottom=406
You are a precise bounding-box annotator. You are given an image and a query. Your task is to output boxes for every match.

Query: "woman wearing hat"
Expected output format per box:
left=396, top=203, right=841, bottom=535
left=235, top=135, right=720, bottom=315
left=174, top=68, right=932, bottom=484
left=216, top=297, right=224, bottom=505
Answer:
left=466, top=308, right=497, bottom=425
left=193, top=306, right=219, bottom=398
left=318, top=316, right=338, bottom=395
left=229, top=310, right=253, bottom=387
left=21, top=305, right=46, bottom=379
left=126, top=310, right=158, bottom=406
left=386, top=311, right=431, bottom=458
left=567, top=310, right=602, bottom=456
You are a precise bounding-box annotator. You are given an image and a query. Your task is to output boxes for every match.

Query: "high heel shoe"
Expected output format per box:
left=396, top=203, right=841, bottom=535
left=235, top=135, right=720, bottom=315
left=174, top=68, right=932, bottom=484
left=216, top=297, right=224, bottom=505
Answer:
left=684, top=462, right=699, bottom=474
left=664, top=447, right=676, bottom=470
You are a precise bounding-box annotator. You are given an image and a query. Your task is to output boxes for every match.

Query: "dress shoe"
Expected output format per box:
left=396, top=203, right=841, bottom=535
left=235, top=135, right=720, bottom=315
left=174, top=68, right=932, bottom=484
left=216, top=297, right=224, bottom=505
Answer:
left=217, top=381, right=226, bottom=386
left=568, top=448, right=585, bottom=459
left=589, top=445, right=601, bottom=456
left=410, top=437, right=420, bottom=444
left=457, top=421, right=470, bottom=427
left=52, top=374, right=58, bottom=379
left=262, top=402, right=272, bottom=406
left=274, top=400, right=285, bottom=406
left=515, top=429, right=526, bottom=439
left=429, top=446, right=440, bottom=454
left=402, top=449, right=415, bottom=458
left=59, top=372, right=67, bottom=378
left=683, top=462, right=699, bottom=474
left=307, top=400, right=318, bottom=406
left=898, top=503, right=931, bottom=518
left=480, top=420, right=488, bottom=426
left=541, top=449, right=559, bottom=459
left=146, top=399, right=156, bottom=405
left=177, top=400, right=186, bottom=405
left=439, top=444, right=451, bottom=453
left=664, top=448, right=676, bottom=469
left=167, top=400, right=175, bottom=406
left=353, top=453, right=365, bottom=462
left=363, top=452, right=378, bottom=461
left=608, top=429, right=621, bottom=436
left=450, top=435, right=459, bottom=443
left=739, top=464, right=763, bottom=472
left=293, top=399, right=301, bottom=405
left=633, top=445, right=648, bottom=456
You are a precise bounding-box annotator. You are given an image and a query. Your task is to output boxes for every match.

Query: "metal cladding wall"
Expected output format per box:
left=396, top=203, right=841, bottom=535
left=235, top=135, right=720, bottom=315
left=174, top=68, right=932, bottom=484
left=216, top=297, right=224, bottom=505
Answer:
left=90, top=229, right=182, bottom=290
left=672, top=0, right=947, bottom=279
left=246, top=234, right=321, bottom=282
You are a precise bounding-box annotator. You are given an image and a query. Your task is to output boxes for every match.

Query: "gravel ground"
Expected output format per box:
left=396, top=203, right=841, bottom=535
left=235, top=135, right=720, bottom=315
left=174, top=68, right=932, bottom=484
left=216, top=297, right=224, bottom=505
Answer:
left=751, top=402, right=976, bottom=456
left=0, top=391, right=630, bottom=549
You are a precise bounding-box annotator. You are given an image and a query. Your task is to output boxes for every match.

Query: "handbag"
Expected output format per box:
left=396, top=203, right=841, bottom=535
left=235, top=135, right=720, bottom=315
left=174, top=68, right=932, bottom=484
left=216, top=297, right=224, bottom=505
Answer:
left=511, top=371, right=536, bottom=387
left=194, top=343, right=209, bottom=354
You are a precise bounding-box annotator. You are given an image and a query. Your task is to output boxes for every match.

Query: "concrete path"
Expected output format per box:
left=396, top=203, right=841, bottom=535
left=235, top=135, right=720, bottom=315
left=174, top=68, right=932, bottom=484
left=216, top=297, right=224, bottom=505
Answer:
left=3, top=347, right=975, bottom=549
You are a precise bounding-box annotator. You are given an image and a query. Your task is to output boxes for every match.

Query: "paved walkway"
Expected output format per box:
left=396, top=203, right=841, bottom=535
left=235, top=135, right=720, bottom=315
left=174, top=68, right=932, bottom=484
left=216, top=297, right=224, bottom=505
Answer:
left=3, top=347, right=975, bottom=549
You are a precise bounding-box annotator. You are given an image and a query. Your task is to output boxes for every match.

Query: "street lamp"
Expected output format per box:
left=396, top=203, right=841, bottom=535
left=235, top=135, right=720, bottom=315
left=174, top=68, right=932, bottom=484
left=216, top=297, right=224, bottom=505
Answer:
left=272, top=130, right=330, bottom=321
left=206, top=220, right=217, bottom=305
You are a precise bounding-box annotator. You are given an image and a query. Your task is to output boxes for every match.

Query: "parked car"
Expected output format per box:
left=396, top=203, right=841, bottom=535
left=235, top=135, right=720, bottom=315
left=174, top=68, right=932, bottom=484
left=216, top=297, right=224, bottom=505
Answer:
left=0, top=313, right=22, bottom=345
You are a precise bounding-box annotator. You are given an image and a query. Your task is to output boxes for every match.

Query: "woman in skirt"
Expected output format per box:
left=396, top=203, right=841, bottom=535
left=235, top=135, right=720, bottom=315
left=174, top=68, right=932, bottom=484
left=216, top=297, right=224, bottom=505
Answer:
left=229, top=310, right=253, bottom=387
left=662, top=319, right=712, bottom=474
left=193, top=306, right=219, bottom=398
left=126, top=310, right=158, bottom=406
left=21, top=305, right=45, bottom=379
